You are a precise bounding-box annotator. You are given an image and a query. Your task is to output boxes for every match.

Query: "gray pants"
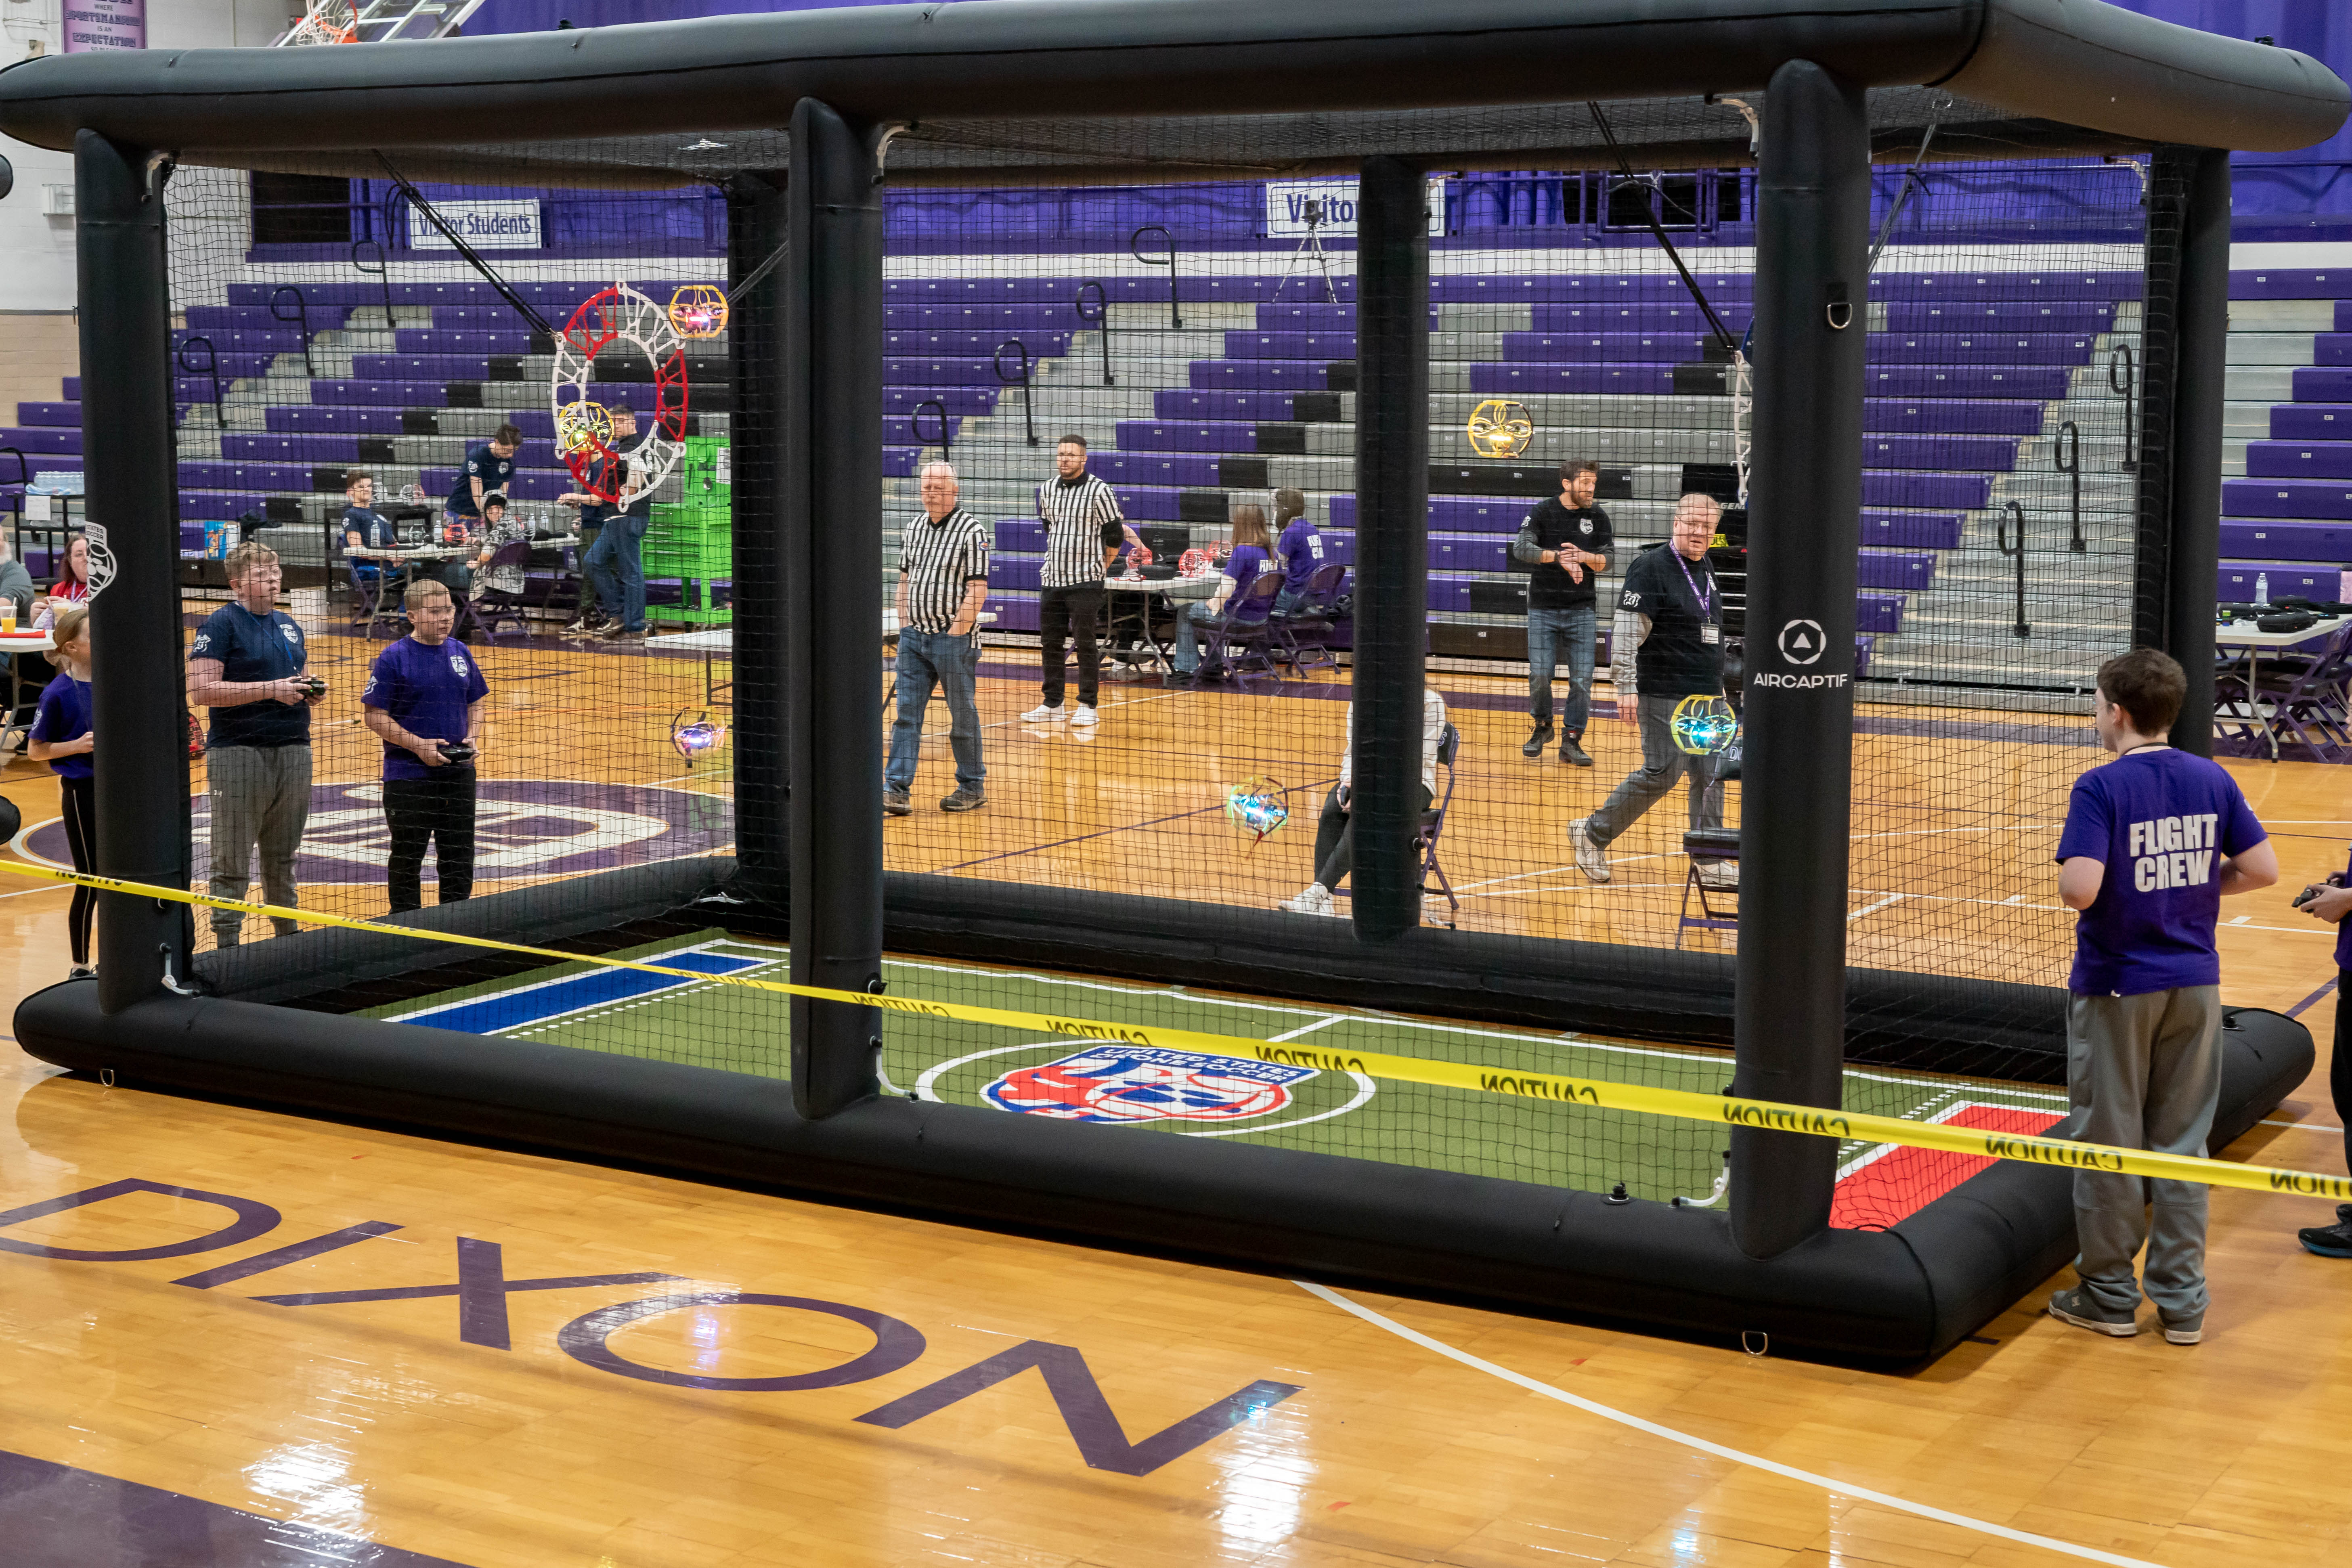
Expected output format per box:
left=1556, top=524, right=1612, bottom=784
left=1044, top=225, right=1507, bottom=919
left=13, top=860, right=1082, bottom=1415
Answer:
left=207, top=743, right=312, bottom=944
left=1586, top=692, right=1721, bottom=849
left=2066, top=986, right=2223, bottom=1323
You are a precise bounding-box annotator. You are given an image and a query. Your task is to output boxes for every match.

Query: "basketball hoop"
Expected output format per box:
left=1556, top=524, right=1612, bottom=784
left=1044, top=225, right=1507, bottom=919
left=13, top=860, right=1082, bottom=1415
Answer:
left=552, top=282, right=690, bottom=504
left=284, top=0, right=358, bottom=45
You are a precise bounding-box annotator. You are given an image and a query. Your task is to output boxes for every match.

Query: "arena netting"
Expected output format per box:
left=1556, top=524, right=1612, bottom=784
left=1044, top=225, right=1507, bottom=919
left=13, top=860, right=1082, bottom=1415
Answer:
left=118, top=92, right=2170, bottom=1224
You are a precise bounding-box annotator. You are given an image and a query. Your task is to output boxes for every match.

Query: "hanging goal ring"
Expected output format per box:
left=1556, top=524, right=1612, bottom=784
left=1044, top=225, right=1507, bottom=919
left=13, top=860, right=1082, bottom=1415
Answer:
left=551, top=281, right=690, bottom=504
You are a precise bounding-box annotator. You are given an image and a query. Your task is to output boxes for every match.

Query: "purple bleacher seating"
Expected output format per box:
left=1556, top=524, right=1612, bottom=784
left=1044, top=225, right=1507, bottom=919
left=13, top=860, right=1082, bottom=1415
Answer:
left=996, top=520, right=1047, bottom=552
left=0, top=428, right=82, bottom=455
left=2223, top=480, right=2352, bottom=521
left=226, top=434, right=362, bottom=463
left=16, top=402, right=77, bottom=426
left=2293, top=369, right=2352, bottom=401
left=1469, top=364, right=1677, bottom=396
left=1856, top=594, right=1905, bottom=633
left=1865, top=398, right=2043, bottom=436
left=1226, top=331, right=1358, bottom=360
left=1430, top=535, right=1510, bottom=573
left=2338, top=303, right=2352, bottom=332
left=354, top=355, right=505, bottom=381
left=178, top=493, right=262, bottom=520
left=1154, top=390, right=1336, bottom=421
left=883, top=357, right=1014, bottom=388
left=1431, top=274, right=1752, bottom=305
left=2248, top=442, right=2352, bottom=480
left=1524, top=304, right=1752, bottom=334
left=885, top=275, right=1302, bottom=306
left=420, top=466, right=568, bottom=503
left=171, top=328, right=305, bottom=354
left=1108, top=486, right=1186, bottom=521
left=1188, top=360, right=1355, bottom=392
left=1865, top=366, right=2070, bottom=398
left=1860, top=512, right=1964, bottom=549
left=1882, top=301, right=2118, bottom=330
left=991, top=591, right=1041, bottom=633
left=1870, top=333, right=2096, bottom=365
left=2270, top=405, right=2352, bottom=440
left=883, top=330, right=1071, bottom=356
left=268, top=407, right=405, bottom=434
left=1872, top=271, right=2141, bottom=301
left=1329, top=496, right=1519, bottom=533
left=886, top=304, right=1080, bottom=331
left=61, top=379, right=79, bottom=400
left=2220, top=562, right=2339, bottom=601
left=1499, top=332, right=1720, bottom=363
left=1090, top=453, right=1223, bottom=486
left=395, top=330, right=535, bottom=355
left=1256, top=304, right=1376, bottom=329
left=1862, top=435, right=2018, bottom=472
left=1864, top=471, right=1989, bottom=509
left=992, top=556, right=1044, bottom=591
left=1114, top=421, right=1262, bottom=455
left=2229, top=269, right=2352, bottom=301
left=2316, top=336, right=2352, bottom=369
left=2218, top=520, right=2352, bottom=559
left=1858, top=551, right=1936, bottom=591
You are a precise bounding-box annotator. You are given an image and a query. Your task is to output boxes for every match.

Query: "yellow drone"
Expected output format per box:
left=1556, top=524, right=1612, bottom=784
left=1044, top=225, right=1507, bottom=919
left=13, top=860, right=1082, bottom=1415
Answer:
left=668, top=284, right=729, bottom=340
left=1465, top=398, right=1535, bottom=459
left=554, top=399, right=614, bottom=458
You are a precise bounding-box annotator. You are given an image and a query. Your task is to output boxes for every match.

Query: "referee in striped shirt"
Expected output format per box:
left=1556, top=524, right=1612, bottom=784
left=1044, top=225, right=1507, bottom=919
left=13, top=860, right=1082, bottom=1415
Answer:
left=1022, top=434, right=1134, bottom=727
left=887, top=462, right=992, bottom=815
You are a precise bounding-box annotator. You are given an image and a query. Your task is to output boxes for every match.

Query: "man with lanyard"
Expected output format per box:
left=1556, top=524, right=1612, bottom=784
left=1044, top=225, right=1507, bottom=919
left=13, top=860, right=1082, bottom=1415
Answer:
left=1513, top=459, right=1613, bottom=767
left=1021, top=434, right=1137, bottom=727
left=187, top=543, right=325, bottom=947
left=886, top=461, right=991, bottom=816
left=340, top=470, right=401, bottom=618
left=1570, top=493, right=1731, bottom=889
left=576, top=405, right=653, bottom=644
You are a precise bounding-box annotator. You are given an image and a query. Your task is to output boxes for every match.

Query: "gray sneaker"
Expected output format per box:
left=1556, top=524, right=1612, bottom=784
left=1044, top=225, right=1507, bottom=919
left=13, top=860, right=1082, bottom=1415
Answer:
left=939, top=786, right=987, bottom=813
left=2159, top=1313, right=2205, bottom=1345
left=883, top=789, right=912, bottom=816
left=1568, top=818, right=1611, bottom=884
left=2048, top=1287, right=2138, bottom=1337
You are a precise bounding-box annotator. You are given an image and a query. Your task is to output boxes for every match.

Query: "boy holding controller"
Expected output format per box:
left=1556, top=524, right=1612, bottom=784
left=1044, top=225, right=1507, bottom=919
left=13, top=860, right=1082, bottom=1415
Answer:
left=362, top=579, right=488, bottom=914
left=2049, top=648, right=2277, bottom=1344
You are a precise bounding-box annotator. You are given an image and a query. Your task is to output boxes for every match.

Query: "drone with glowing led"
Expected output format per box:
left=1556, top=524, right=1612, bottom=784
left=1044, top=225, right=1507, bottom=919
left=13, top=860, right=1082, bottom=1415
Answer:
left=1224, top=775, right=1292, bottom=846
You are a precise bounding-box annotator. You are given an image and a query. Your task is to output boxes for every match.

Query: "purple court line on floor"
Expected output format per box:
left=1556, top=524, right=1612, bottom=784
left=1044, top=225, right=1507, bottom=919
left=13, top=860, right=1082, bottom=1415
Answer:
left=0, top=1448, right=476, bottom=1568
left=2287, top=976, right=2339, bottom=1019
left=931, top=773, right=1345, bottom=874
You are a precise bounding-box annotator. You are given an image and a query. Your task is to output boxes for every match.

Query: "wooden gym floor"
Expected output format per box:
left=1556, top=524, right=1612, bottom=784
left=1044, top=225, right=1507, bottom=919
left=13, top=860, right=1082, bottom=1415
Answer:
left=0, top=593, right=2347, bottom=1566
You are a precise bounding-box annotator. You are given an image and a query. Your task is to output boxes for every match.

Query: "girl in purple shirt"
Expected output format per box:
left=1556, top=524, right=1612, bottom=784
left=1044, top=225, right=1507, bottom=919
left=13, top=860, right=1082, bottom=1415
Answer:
left=1169, top=507, right=1278, bottom=682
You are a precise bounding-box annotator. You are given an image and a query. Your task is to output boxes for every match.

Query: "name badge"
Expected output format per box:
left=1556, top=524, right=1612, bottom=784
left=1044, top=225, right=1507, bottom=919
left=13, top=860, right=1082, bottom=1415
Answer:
left=1700, top=624, right=1721, bottom=645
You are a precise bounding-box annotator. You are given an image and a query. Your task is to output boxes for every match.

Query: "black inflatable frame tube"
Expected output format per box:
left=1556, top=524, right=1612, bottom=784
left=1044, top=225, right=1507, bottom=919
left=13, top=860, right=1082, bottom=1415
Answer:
left=725, top=172, right=790, bottom=893
left=77, top=131, right=190, bottom=1015
left=1349, top=155, right=1430, bottom=941
left=2163, top=147, right=2231, bottom=759
left=0, top=2, right=2339, bottom=157
left=1729, top=62, right=1872, bottom=1258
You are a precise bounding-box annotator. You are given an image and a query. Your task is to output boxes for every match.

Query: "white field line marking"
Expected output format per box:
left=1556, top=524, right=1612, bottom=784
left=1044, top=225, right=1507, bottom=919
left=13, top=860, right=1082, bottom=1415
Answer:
left=385, top=935, right=728, bottom=1025
left=1293, top=1281, right=2165, bottom=1568
left=1848, top=892, right=1906, bottom=922
left=2260, top=1119, right=2346, bottom=1134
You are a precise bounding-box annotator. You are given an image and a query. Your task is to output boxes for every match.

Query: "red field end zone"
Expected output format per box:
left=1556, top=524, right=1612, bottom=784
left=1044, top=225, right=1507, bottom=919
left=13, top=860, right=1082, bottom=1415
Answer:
left=1831, top=1103, right=2067, bottom=1231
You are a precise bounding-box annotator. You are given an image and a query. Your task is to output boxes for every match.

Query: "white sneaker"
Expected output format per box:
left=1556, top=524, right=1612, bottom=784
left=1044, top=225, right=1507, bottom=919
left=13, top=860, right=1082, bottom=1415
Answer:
left=1020, top=703, right=1064, bottom=722
left=1695, top=861, right=1738, bottom=892
left=1568, top=818, right=1612, bottom=884
left=1070, top=704, right=1099, bottom=727
left=1279, top=884, right=1335, bottom=916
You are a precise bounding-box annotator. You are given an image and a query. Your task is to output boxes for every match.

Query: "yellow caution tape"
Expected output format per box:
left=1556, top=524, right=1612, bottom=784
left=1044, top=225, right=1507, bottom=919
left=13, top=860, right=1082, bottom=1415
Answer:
left=5, top=858, right=2346, bottom=1202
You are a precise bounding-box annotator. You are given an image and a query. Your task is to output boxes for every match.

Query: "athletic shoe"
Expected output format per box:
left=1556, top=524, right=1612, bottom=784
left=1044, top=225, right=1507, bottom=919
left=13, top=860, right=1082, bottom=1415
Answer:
left=560, top=616, right=611, bottom=639
left=1162, top=671, right=1197, bottom=689
left=1071, top=704, right=1099, bottom=727
left=1279, top=884, right=1335, bottom=916
left=939, top=787, right=986, bottom=813
left=1559, top=736, right=1593, bottom=767
left=1568, top=818, right=1611, bottom=884
left=1694, top=860, right=1738, bottom=892
left=1019, top=703, right=1063, bottom=722
left=2047, top=1287, right=2138, bottom=1337
left=68, top=964, right=95, bottom=980
left=2297, top=1219, right=2352, bottom=1258
left=601, top=624, right=649, bottom=643
left=2339, top=1203, right=2352, bottom=1226
left=883, top=789, right=912, bottom=816
left=1522, top=725, right=1553, bottom=758
left=2159, top=1314, right=2204, bottom=1345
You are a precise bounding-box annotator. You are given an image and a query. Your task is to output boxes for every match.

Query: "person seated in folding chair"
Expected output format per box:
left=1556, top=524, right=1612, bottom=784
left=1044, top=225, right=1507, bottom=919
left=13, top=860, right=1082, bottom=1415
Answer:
left=1279, top=685, right=1449, bottom=917
left=457, top=493, right=526, bottom=637
left=1166, top=504, right=1276, bottom=685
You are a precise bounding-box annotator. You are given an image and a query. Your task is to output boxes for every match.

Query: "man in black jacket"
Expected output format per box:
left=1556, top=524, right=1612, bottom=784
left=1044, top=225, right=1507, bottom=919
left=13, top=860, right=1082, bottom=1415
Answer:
left=1511, top=459, right=1613, bottom=766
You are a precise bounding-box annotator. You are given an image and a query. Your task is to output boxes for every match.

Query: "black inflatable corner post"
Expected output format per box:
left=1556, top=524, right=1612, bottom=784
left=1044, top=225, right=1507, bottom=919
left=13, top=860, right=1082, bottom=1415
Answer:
left=2163, top=147, right=2231, bottom=759
left=1730, top=61, right=1870, bottom=1259
left=78, top=130, right=191, bottom=1014
left=726, top=170, right=790, bottom=895
left=1350, top=155, right=1432, bottom=941
left=784, top=99, right=885, bottom=1118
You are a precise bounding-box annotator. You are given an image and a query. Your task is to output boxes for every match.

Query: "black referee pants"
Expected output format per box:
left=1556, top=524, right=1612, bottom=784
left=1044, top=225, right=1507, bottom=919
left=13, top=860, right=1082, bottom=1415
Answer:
left=383, top=769, right=478, bottom=914
left=1038, top=582, right=1106, bottom=708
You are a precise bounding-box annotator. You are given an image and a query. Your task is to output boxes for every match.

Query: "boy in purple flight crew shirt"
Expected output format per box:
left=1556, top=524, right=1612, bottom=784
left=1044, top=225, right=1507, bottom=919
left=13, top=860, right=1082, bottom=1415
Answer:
left=361, top=579, right=489, bottom=914
left=2048, top=648, right=2276, bottom=1345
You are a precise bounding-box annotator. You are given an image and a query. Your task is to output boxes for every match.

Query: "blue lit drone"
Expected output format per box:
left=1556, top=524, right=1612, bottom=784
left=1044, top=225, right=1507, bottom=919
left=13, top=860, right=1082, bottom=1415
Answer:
left=1669, top=694, right=1740, bottom=757
left=671, top=709, right=729, bottom=765
left=1224, top=776, right=1292, bottom=845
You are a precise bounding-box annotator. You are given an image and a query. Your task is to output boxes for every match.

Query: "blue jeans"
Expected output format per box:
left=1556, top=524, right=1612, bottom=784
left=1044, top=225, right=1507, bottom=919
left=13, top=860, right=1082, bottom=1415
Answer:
left=584, top=514, right=647, bottom=631
left=1526, top=603, right=1596, bottom=734
left=1174, top=602, right=1242, bottom=675
left=887, top=628, right=983, bottom=792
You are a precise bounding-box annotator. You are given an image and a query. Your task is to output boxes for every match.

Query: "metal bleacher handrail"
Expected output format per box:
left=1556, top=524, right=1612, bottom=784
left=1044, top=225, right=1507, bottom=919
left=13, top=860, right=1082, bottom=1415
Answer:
left=1996, top=499, right=2031, bottom=639
left=350, top=238, right=396, bottom=330
left=1130, top=226, right=1182, bottom=329
left=992, top=337, right=1037, bottom=447
left=1073, top=280, right=1115, bottom=386
left=910, top=398, right=952, bottom=458
left=174, top=335, right=222, bottom=429
left=2108, top=344, right=2139, bottom=470
left=268, top=284, right=317, bottom=379
left=2055, top=419, right=2086, bottom=552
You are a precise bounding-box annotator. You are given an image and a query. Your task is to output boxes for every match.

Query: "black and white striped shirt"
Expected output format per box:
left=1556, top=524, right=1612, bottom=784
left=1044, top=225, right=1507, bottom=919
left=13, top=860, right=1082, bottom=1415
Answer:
left=1035, top=470, right=1126, bottom=589
left=897, top=505, right=991, bottom=632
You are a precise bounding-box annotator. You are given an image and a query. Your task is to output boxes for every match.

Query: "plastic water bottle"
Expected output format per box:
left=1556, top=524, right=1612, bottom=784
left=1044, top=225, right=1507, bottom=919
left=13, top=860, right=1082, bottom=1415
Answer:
left=2256, top=571, right=2270, bottom=606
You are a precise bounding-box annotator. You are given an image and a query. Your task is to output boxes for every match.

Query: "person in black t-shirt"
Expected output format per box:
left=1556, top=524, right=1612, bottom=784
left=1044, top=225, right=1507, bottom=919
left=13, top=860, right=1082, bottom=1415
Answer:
left=1569, top=493, right=1730, bottom=889
left=1511, top=459, right=1614, bottom=766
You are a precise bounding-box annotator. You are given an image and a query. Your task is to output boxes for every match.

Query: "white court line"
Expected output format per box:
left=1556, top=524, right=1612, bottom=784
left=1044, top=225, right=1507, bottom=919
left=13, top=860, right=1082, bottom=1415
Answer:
left=1293, top=1280, right=2164, bottom=1568
left=2260, top=1119, right=2346, bottom=1134
left=1847, top=892, right=1905, bottom=922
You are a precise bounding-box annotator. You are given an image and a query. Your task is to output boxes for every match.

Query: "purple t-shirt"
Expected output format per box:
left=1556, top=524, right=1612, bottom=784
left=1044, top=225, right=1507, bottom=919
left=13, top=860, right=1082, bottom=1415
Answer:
left=1220, top=544, right=1273, bottom=618
left=362, top=634, right=488, bottom=782
left=2054, top=747, right=2266, bottom=996
left=1276, top=518, right=1327, bottom=593
left=29, top=673, right=92, bottom=781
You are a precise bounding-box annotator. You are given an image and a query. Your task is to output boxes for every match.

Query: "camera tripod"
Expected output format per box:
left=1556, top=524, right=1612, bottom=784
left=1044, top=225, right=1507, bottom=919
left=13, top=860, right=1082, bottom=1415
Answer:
left=1271, top=198, right=1342, bottom=305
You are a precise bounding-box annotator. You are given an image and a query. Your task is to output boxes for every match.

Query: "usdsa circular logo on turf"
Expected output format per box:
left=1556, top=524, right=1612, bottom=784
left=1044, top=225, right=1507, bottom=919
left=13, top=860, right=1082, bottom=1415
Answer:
left=984, top=1047, right=1317, bottom=1124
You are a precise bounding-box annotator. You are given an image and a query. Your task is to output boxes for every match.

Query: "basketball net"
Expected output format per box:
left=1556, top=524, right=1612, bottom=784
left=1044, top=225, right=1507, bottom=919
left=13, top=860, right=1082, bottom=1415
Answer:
left=285, top=0, right=358, bottom=46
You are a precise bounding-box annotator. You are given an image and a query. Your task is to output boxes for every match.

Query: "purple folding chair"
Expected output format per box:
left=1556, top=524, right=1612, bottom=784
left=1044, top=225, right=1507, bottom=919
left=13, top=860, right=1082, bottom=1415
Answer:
left=1273, top=561, right=1348, bottom=675
left=1196, top=567, right=1285, bottom=688
left=467, top=540, right=535, bottom=642
left=2253, top=624, right=2352, bottom=759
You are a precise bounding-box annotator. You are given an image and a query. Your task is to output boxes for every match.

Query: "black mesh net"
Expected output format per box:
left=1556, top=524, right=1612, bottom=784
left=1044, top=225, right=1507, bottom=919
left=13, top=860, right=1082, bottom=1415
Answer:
left=90, top=88, right=2161, bottom=1224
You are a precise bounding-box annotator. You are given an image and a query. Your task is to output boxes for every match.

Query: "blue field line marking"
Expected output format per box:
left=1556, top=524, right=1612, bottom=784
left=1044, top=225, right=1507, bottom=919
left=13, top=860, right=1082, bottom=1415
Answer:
left=392, top=945, right=766, bottom=1035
